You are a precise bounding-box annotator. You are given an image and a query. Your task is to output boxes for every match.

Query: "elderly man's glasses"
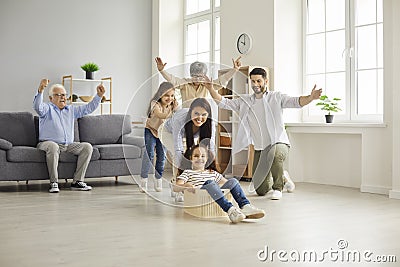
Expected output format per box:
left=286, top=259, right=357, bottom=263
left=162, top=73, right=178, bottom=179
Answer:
left=53, top=93, right=67, bottom=97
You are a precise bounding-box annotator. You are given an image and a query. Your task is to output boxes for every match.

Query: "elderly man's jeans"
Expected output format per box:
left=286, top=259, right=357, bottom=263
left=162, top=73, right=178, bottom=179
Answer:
left=201, top=179, right=250, bottom=212
left=252, top=143, right=289, bottom=196
left=140, top=128, right=166, bottom=179
left=37, top=141, right=93, bottom=183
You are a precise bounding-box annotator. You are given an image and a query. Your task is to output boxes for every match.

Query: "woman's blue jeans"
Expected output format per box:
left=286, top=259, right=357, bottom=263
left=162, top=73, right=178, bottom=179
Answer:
left=140, top=128, right=166, bottom=179
left=201, top=179, right=250, bottom=212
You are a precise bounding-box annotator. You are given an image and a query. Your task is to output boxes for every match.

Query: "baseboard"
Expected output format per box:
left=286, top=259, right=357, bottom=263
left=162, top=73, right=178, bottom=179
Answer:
left=360, top=184, right=390, bottom=195
left=389, top=190, right=400, bottom=199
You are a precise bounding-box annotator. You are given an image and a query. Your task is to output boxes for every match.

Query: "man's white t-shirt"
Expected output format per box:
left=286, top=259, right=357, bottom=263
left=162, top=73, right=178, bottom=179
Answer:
left=247, top=98, right=271, bottom=150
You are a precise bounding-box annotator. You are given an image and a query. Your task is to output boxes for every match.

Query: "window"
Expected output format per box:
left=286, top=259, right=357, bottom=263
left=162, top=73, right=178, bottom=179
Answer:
left=184, top=0, right=220, bottom=77
left=304, top=0, right=383, bottom=122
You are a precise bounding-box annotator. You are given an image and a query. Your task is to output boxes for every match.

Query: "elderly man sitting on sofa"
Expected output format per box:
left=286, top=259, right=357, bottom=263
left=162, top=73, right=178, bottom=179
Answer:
left=33, top=78, right=105, bottom=193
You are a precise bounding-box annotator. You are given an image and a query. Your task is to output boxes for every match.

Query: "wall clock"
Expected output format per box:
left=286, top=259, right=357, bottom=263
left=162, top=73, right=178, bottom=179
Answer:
left=237, top=33, right=252, bottom=54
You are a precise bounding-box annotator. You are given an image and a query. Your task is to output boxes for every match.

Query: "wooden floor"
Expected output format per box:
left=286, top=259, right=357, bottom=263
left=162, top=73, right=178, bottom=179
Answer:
left=0, top=175, right=399, bottom=267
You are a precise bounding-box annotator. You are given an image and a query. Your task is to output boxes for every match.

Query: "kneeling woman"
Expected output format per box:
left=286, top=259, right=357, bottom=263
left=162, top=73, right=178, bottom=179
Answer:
left=175, top=144, right=265, bottom=223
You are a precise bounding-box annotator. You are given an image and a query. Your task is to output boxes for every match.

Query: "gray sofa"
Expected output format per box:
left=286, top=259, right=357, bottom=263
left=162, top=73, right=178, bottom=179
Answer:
left=0, top=112, right=145, bottom=182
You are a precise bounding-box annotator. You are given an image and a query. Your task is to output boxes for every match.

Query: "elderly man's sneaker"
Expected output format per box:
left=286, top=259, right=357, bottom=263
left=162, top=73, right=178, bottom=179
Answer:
left=71, top=181, right=92, bottom=191
left=241, top=204, right=265, bottom=219
left=49, top=182, right=60, bottom=193
left=283, top=170, right=295, bottom=193
left=227, top=206, right=246, bottom=223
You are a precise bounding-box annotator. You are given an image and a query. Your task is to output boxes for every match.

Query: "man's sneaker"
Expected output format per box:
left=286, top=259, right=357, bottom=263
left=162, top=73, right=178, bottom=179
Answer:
left=227, top=206, right=246, bottom=223
left=283, top=170, right=295, bottom=193
left=175, top=191, right=184, bottom=203
left=248, top=181, right=256, bottom=194
left=139, top=178, right=147, bottom=193
left=267, top=189, right=282, bottom=200
left=266, top=189, right=274, bottom=198
left=71, top=181, right=92, bottom=191
left=241, top=204, right=265, bottom=219
left=154, top=178, right=162, bottom=192
left=49, top=182, right=60, bottom=193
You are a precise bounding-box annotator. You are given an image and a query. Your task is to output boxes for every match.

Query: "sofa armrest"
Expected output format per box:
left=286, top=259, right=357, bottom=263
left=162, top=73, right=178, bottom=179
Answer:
left=0, top=138, right=12, bottom=150
left=121, top=135, right=144, bottom=148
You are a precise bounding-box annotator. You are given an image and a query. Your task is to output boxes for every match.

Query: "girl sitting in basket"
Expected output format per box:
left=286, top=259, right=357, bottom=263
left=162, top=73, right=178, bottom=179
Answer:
left=175, top=144, right=265, bottom=223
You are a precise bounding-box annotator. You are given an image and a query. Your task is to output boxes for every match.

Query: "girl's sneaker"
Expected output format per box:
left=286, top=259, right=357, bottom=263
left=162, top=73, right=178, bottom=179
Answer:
left=241, top=204, right=265, bottom=219
left=175, top=191, right=184, bottom=203
left=154, top=178, right=162, bottom=192
left=139, top=178, right=147, bottom=193
left=227, top=206, right=245, bottom=223
left=170, top=183, right=177, bottom=197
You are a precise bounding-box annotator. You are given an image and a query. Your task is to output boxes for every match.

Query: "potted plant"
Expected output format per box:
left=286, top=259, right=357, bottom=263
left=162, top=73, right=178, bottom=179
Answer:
left=81, top=62, right=100, bottom=80
left=316, top=95, right=342, bottom=123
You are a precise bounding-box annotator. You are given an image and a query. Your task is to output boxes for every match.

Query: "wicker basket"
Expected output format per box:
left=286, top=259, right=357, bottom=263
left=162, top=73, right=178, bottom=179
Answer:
left=184, top=188, right=232, bottom=218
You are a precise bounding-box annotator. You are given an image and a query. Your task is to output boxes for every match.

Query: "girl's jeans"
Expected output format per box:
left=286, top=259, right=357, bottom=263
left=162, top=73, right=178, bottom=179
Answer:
left=140, top=128, right=166, bottom=179
left=201, top=179, right=250, bottom=212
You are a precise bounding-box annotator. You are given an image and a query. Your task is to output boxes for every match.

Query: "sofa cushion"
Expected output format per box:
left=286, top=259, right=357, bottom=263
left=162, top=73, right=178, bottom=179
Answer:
left=7, top=146, right=45, bottom=162
left=79, top=114, right=131, bottom=145
left=7, top=146, right=100, bottom=163
left=0, top=112, right=37, bottom=147
left=95, top=144, right=141, bottom=160
left=34, top=116, right=80, bottom=143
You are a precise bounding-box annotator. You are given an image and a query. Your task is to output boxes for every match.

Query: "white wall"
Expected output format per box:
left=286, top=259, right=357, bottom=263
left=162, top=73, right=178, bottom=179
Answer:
left=220, top=0, right=275, bottom=85
left=220, top=0, right=303, bottom=122
left=151, top=0, right=184, bottom=88
left=274, top=0, right=303, bottom=122
left=0, top=0, right=152, bottom=117
left=286, top=124, right=392, bottom=195
left=288, top=132, right=362, bottom=188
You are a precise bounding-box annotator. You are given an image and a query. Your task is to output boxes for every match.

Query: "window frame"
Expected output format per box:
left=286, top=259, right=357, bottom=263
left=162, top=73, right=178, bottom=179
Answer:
left=303, top=0, right=383, bottom=123
left=183, top=0, right=220, bottom=77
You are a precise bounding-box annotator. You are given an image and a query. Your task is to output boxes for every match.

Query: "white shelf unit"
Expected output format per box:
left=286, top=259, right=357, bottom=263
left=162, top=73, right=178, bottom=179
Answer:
left=62, top=75, right=112, bottom=114
left=216, top=66, right=269, bottom=180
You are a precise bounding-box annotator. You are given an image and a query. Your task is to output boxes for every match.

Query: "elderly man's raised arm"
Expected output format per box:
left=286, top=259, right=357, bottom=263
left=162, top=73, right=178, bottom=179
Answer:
left=33, top=79, right=50, bottom=116
left=212, top=56, right=241, bottom=90
left=155, top=57, right=187, bottom=87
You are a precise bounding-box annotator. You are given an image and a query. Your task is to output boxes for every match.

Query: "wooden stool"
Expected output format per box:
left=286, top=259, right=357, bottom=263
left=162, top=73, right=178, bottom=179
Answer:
left=184, top=188, right=232, bottom=218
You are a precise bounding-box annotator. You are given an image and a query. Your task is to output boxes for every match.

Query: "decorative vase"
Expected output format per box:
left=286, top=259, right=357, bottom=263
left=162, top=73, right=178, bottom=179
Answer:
left=325, top=114, right=334, bottom=123
left=85, top=71, right=94, bottom=80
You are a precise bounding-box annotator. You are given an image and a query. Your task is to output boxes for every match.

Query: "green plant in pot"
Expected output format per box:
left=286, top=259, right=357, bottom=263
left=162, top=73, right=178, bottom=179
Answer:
left=81, top=62, right=100, bottom=80
left=316, top=95, right=342, bottom=123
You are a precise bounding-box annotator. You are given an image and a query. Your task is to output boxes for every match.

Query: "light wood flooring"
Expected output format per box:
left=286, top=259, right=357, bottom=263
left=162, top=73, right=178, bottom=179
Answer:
left=0, top=175, right=399, bottom=267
